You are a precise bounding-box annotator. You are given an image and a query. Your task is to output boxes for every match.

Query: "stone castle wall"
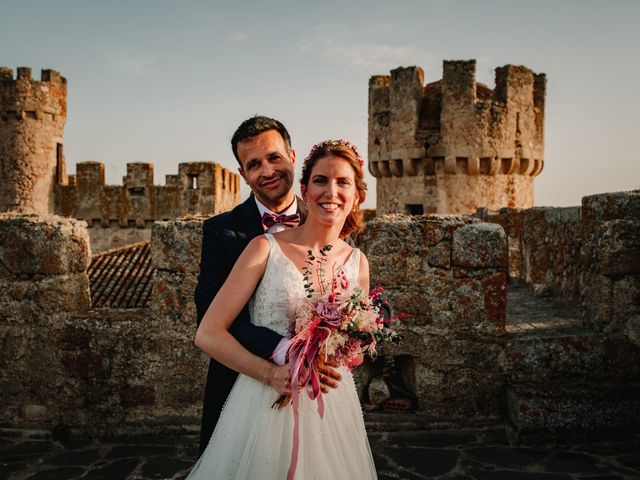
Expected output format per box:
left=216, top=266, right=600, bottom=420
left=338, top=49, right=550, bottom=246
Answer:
left=369, top=61, right=545, bottom=215
left=56, top=161, right=240, bottom=252
left=0, top=68, right=67, bottom=215
left=0, top=213, right=207, bottom=435
left=1, top=190, right=638, bottom=435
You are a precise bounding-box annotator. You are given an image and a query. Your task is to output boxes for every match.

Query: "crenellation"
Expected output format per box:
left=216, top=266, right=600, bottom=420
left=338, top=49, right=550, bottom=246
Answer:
left=370, top=59, right=546, bottom=215
left=0, top=67, right=13, bottom=80
left=55, top=160, right=240, bottom=252
left=16, top=67, right=32, bottom=80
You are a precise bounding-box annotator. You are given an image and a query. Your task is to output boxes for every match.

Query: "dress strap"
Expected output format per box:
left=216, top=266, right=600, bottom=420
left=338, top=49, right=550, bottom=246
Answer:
left=262, top=232, right=276, bottom=249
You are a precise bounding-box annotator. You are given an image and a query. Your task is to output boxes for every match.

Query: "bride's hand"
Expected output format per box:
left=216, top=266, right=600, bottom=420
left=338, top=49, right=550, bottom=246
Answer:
left=316, top=355, right=342, bottom=394
left=266, top=364, right=291, bottom=396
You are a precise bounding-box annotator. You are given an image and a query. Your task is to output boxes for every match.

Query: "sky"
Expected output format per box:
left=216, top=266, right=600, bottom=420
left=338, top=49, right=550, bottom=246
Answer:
left=2, top=0, right=639, bottom=209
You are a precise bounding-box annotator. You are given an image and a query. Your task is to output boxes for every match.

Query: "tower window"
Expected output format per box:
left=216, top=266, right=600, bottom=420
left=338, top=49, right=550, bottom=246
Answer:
left=128, top=187, right=145, bottom=197
left=406, top=204, right=424, bottom=215
left=188, top=174, right=198, bottom=190
left=56, top=143, right=64, bottom=183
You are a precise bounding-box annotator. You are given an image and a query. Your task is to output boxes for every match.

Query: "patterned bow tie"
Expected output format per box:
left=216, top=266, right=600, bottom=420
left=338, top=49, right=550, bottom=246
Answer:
left=261, top=212, right=301, bottom=230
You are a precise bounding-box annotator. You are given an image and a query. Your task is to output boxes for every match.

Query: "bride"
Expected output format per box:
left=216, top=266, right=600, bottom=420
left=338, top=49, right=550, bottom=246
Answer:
left=189, top=140, right=378, bottom=479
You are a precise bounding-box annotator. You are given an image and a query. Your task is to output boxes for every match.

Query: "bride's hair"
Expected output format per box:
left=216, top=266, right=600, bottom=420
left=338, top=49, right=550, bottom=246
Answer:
left=300, top=140, right=367, bottom=238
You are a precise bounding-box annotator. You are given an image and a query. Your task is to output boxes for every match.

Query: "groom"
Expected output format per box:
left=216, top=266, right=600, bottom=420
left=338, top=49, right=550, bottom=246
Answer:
left=194, top=116, right=340, bottom=454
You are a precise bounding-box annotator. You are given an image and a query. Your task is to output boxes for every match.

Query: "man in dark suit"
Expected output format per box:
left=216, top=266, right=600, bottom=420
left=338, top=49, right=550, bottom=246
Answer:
left=194, top=116, right=339, bottom=454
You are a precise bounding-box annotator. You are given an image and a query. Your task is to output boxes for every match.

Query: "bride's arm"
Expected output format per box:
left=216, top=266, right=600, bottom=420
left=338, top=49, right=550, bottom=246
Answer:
left=195, top=235, right=289, bottom=394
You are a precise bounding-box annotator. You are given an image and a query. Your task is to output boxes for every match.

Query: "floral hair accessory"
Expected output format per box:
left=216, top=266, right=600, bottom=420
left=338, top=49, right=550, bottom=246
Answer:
left=307, top=139, right=364, bottom=167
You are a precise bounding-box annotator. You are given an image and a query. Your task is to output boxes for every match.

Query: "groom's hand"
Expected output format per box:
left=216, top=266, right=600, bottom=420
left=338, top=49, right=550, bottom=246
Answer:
left=316, top=355, right=342, bottom=394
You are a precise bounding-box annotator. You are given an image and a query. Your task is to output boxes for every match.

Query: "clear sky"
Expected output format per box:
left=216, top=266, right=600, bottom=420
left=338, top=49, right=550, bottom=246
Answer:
left=2, top=0, right=638, bottom=208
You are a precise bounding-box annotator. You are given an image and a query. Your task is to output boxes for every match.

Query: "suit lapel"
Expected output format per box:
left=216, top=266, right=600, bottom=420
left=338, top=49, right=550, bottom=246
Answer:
left=235, top=195, right=264, bottom=239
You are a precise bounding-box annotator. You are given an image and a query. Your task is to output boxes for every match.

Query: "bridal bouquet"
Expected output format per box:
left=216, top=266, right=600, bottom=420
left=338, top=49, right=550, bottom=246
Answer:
left=274, top=245, right=399, bottom=410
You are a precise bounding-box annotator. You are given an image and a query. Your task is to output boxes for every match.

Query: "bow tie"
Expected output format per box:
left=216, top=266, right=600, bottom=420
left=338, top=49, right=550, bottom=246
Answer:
left=261, top=212, right=300, bottom=230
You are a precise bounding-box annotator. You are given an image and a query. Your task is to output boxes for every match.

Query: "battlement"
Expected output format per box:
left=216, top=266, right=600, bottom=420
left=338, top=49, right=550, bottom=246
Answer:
left=370, top=60, right=546, bottom=215
left=56, top=160, right=240, bottom=229
left=0, top=66, right=66, bottom=84
left=0, top=66, right=67, bottom=118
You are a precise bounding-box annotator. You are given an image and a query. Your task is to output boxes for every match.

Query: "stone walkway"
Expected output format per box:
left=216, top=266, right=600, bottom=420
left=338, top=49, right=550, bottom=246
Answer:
left=1, top=429, right=639, bottom=479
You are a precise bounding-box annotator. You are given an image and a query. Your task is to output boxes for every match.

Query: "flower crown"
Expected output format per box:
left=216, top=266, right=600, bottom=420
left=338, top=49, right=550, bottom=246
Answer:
left=307, top=139, right=364, bottom=167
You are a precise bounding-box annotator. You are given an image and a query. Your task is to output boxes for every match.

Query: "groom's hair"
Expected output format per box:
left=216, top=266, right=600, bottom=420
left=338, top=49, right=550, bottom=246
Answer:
left=231, top=116, right=292, bottom=167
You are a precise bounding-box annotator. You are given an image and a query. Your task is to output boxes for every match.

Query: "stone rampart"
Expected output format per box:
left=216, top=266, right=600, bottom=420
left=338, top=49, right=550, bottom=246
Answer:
left=56, top=161, right=240, bottom=252
left=2, top=192, right=637, bottom=436
left=357, top=215, right=508, bottom=421
left=0, top=214, right=207, bottom=435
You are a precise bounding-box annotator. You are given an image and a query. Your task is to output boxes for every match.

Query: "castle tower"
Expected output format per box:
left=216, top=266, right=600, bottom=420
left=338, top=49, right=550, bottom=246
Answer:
left=369, top=60, right=546, bottom=215
left=0, top=67, right=67, bottom=214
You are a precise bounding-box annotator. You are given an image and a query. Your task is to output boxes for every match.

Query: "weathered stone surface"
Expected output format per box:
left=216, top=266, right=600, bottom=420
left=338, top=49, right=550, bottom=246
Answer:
left=477, top=208, right=523, bottom=278
left=507, top=383, right=640, bottom=433
left=151, top=217, right=205, bottom=275
left=358, top=214, right=507, bottom=420
left=0, top=213, right=90, bottom=275
left=519, top=207, right=581, bottom=301
left=581, top=190, right=640, bottom=337
left=452, top=223, right=507, bottom=269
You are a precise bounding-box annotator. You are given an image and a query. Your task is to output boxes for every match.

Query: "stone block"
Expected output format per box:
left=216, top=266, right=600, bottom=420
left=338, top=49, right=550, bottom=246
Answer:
left=507, top=332, right=609, bottom=383
left=507, top=383, right=640, bottom=434
left=0, top=214, right=90, bottom=276
left=582, top=190, right=640, bottom=223
left=151, top=218, right=205, bottom=275
left=452, top=223, right=507, bottom=269
left=600, top=220, right=640, bottom=277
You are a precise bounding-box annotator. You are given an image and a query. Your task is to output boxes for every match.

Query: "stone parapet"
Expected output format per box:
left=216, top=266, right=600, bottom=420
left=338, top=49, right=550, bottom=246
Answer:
left=581, top=190, right=640, bottom=342
left=0, top=213, right=90, bottom=277
left=0, top=214, right=92, bottom=431
left=357, top=215, right=508, bottom=421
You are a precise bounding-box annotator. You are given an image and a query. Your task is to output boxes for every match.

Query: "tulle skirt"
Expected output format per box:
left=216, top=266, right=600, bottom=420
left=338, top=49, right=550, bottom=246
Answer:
left=187, top=368, right=377, bottom=480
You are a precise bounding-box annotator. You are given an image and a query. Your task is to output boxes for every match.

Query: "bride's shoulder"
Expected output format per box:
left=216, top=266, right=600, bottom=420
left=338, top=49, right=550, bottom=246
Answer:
left=243, top=234, right=272, bottom=260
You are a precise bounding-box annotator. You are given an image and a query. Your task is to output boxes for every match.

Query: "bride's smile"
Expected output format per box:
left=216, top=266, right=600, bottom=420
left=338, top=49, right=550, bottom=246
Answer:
left=301, top=155, right=358, bottom=227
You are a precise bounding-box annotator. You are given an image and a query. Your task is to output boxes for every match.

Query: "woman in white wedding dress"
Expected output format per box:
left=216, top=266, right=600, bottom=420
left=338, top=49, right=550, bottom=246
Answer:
left=189, top=140, right=377, bottom=480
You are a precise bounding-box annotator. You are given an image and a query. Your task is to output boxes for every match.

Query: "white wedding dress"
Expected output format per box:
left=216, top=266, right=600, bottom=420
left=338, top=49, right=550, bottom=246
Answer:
left=187, top=233, right=377, bottom=480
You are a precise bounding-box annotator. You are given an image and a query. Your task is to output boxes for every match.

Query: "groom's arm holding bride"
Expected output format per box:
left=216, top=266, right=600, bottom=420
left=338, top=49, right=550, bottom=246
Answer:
left=195, top=235, right=291, bottom=393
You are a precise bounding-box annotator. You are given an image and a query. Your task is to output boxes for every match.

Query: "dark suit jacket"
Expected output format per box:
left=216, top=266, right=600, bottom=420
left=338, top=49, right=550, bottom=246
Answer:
left=194, top=195, right=305, bottom=454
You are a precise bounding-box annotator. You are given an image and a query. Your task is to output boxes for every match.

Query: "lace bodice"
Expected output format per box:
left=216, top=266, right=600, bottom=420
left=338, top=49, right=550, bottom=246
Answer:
left=249, top=233, right=361, bottom=336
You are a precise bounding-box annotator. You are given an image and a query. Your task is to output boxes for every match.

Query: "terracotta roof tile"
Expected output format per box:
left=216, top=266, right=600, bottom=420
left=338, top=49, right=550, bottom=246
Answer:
left=88, top=242, right=153, bottom=308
